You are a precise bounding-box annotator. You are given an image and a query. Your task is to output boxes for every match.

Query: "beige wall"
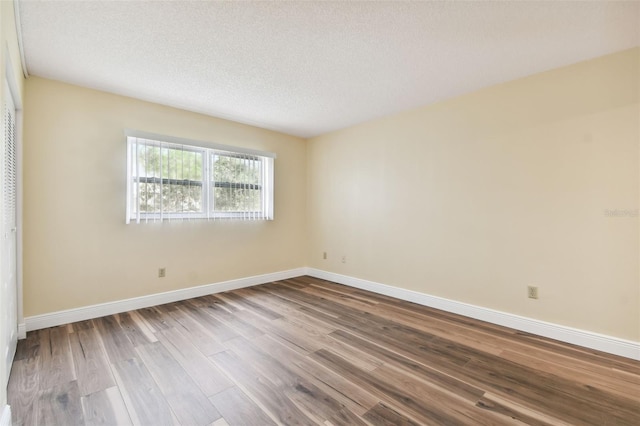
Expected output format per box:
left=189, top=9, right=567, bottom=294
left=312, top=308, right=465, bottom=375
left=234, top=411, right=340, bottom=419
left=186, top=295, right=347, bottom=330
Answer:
left=307, top=48, right=640, bottom=341
left=20, top=48, right=640, bottom=347
left=1, top=0, right=25, bottom=412
left=23, top=77, right=307, bottom=317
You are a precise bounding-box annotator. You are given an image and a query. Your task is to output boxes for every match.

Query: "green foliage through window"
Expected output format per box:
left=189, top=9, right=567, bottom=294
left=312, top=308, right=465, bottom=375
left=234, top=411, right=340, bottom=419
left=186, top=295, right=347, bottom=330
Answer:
left=126, top=136, right=274, bottom=222
left=136, top=144, right=203, bottom=214
left=213, top=154, right=262, bottom=212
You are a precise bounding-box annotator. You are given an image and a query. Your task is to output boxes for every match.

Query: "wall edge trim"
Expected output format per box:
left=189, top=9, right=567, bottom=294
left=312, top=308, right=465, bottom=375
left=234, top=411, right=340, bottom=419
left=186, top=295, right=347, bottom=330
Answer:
left=0, top=405, right=11, bottom=426
left=306, top=268, right=640, bottom=361
left=24, top=268, right=306, bottom=332
left=17, top=323, right=25, bottom=339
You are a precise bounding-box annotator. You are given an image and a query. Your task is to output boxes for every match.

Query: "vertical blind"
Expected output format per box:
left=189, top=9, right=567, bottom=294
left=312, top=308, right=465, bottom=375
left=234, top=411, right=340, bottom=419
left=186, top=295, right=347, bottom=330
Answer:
left=126, top=131, right=275, bottom=223
left=3, top=84, right=16, bottom=232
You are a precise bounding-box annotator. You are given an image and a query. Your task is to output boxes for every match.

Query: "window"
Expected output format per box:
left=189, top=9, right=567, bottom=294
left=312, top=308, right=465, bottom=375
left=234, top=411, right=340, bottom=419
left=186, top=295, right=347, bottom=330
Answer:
left=126, top=131, right=274, bottom=223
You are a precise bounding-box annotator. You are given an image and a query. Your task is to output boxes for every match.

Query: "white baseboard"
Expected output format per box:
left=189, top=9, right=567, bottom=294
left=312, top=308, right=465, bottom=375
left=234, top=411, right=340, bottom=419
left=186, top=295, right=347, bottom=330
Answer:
left=306, top=268, right=640, bottom=361
left=24, top=268, right=306, bottom=332
left=22, top=266, right=640, bottom=361
left=17, top=323, right=26, bottom=339
left=1, top=405, right=11, bottom=426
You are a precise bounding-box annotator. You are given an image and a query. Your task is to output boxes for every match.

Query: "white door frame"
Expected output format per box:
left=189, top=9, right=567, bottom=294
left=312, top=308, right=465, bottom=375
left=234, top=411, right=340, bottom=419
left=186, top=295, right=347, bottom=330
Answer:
left=4, top=46, right=23, bottom=340
left=2, top=78, right=17, bottom=385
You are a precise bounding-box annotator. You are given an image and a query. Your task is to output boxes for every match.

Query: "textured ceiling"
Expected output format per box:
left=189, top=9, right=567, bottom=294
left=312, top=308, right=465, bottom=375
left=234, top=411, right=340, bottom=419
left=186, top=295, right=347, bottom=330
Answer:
left=17, top=1, right=640, bottom=138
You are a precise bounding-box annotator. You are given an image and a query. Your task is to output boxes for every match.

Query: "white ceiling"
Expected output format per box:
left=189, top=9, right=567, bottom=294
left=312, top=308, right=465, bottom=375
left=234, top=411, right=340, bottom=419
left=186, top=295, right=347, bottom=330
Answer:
left=17, top=0, right=640, bottom=138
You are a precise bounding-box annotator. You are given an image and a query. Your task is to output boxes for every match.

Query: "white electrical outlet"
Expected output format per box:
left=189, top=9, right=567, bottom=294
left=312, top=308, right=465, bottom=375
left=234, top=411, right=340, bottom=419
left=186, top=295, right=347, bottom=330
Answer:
left=158, top=268, right=166, bottom=278
left=341, top=256, right=346, bottom=264
left=323, top=252, right=327, bottom=260
left=527, top=285, right=538, bottom=299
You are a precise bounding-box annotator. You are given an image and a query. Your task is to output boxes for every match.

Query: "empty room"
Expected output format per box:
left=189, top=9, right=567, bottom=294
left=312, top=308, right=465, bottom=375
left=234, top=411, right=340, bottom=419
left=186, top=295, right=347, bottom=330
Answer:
left=1, top=1, right=639, bottom=425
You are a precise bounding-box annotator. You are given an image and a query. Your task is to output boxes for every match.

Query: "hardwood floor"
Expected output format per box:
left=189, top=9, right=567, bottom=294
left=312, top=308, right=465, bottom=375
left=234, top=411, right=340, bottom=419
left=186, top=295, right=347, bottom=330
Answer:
left=8, top=276, right=640, bottom=425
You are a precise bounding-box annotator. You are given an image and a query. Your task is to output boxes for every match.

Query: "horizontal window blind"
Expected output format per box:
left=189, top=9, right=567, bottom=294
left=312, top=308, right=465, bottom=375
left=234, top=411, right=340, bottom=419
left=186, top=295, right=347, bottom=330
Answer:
left=126, top=132, right=275, bottom=223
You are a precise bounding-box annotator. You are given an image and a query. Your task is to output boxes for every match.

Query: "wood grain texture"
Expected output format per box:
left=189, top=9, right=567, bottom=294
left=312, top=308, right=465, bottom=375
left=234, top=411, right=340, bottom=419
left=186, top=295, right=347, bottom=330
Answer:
left=117, top=311, right=157, bottom=347
left=363, top=402, right=423, bottom=426
left=81, top=386, right=133, bottom=426
left=38, top=327, right=77, bottom=390
left=135, top=342, right=221, bottom=425
left=68, top=328, right=115, bottom=396
left=37, top=380, right=84, bottom=426
left=155, top=326, right=233, bottom=397
left=209, top=386, right=276, bottom=426
left=7, top=356, right=40, bottom=426
left=8, top=276, right=640, bottom=425
left=211, top=350, right=312, bottom=425
left=111, top=357, right=175, bottom=426
left=93, top=315, right=136, bottom=363
left=167, top=307, right=227, bottom=356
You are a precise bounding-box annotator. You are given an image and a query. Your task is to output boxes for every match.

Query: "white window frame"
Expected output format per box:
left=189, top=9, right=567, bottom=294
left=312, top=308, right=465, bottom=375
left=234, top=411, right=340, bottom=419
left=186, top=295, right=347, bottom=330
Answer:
left=126, top=130, right=275, bottom=223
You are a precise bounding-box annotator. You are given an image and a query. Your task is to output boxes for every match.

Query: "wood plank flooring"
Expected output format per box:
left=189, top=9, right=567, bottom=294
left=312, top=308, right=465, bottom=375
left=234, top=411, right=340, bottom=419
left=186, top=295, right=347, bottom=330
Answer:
left=8, top=276, right=640, bottom=425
